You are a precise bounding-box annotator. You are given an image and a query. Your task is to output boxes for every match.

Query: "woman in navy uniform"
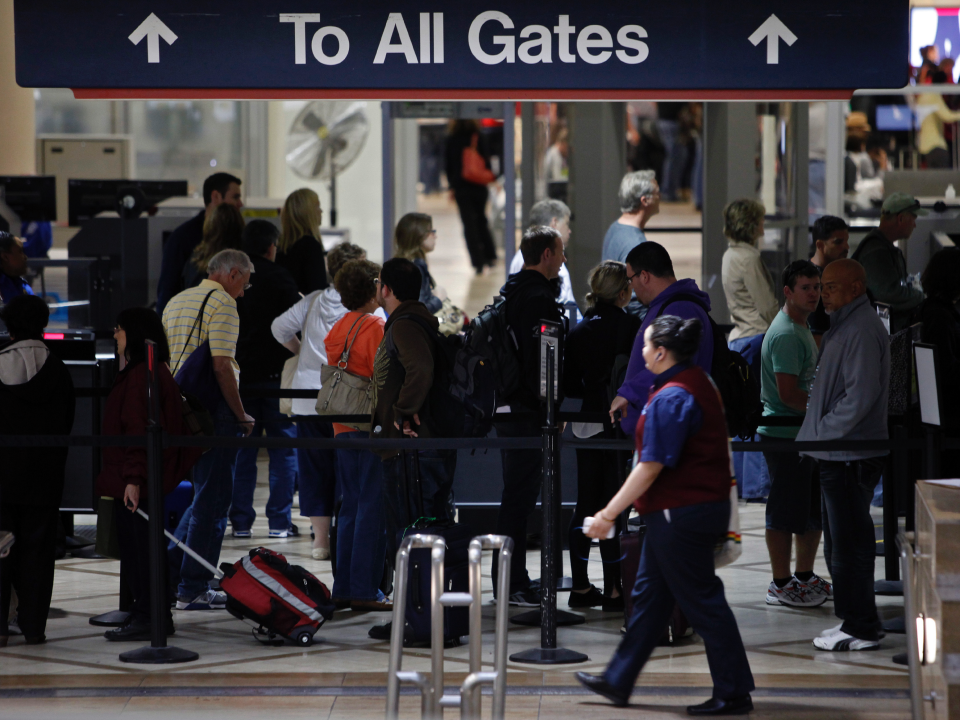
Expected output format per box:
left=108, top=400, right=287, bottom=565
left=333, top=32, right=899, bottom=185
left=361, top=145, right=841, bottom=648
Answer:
left=576, top=315, right=754, bottom=716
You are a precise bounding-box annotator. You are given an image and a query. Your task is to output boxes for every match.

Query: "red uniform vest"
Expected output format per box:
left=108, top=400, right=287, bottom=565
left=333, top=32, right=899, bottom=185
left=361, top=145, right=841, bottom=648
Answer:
left=634, top=366, right=731, bottom=515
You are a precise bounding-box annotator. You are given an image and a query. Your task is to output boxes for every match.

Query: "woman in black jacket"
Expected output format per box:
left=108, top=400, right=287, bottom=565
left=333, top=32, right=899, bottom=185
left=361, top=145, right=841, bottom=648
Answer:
left=0, top=295, right=75, bottom=647
left=445, top=120, right=497, bottom=274
left=562, top=261, right=640, bottom=611
left=277, top=188, right=329, bottom=295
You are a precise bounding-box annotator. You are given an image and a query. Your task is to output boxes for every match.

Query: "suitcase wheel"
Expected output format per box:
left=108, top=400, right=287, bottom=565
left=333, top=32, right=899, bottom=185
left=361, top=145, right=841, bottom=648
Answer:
left=295, top=629, right=314, bottom=647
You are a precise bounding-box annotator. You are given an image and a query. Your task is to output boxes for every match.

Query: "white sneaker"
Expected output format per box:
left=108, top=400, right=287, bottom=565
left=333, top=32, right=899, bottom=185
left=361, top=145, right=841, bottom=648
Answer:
left=765, top=578, right=826, bottom=607
left=268, top=529, right=289, bottom=539
left=802, top=574, right=834, bottom=601
left=813, top=628, right=879, bottom=651
left=176, top=589, right=228, bottom=610
left=819, top=622, right=843, bottom=637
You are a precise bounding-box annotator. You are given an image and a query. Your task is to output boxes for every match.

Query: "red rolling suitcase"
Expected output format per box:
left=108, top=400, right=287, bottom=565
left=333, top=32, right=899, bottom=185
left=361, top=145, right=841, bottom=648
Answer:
left=219, top=547, right=336, bottom=646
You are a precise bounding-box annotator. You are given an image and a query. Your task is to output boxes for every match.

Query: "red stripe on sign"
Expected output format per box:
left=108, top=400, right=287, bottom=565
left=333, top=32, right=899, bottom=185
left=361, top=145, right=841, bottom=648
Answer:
left=72, top=88, right=856, bottom=101
left=937, top=8, right=960, bottom=16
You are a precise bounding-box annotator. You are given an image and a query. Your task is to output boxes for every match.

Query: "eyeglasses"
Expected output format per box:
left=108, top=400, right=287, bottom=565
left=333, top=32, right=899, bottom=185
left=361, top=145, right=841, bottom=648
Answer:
left=374, top=278, right=381, bottom=285
left=429, top=229, right=437, bottom=234
left=626, top=271, right=639, bottom=282
left=243, top=283, right=253, bottom=291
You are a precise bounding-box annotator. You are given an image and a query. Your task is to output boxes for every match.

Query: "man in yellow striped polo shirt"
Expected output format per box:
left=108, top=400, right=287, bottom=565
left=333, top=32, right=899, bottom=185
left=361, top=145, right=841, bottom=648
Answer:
left=162, top=248, right=256, bottom=611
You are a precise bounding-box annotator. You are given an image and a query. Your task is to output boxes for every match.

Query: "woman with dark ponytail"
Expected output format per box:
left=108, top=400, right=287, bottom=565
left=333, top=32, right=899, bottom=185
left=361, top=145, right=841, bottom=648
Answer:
left=577, top=315, right=755, bottom=716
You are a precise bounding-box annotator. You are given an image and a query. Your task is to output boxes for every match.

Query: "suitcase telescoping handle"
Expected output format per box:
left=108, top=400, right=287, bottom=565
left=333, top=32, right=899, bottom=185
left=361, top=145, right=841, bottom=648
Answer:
left=135, top=507, right=224, bottom=580
left=397, top=414, right=426, bottom=519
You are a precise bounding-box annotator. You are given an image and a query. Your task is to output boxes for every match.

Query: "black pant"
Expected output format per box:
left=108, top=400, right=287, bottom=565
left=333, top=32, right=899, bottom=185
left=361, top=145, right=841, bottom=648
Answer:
left=819, top=457, right=884, bottom=640
left=454, top=185, right=497, bottom=272
left=0, top=503, right=59, bottom=640
left=569, top=446, right=623, bottom=594
left=493, top=419, right=543, bottom=593
left=115, top=497, right=172, bottom=625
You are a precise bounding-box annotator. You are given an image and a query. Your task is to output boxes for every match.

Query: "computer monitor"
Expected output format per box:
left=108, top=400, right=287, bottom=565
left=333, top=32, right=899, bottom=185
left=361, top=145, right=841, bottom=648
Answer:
left=0, top=176, right=57, bottom=222
left=875, top=105, right=915, bottom=132
left=68, top=179, right=188, bottom=226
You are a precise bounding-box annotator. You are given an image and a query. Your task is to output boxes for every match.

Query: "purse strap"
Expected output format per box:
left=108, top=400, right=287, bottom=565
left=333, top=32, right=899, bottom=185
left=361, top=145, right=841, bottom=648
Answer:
left=337, top=314, right=369, bottom=369
left=174, top=289, right=217, bottom=371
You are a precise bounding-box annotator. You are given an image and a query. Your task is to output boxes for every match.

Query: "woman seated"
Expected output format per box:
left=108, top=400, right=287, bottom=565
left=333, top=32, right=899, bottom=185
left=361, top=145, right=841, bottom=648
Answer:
left=323, top=259, right=390, bottom=611
left=96, top=307, right=204, bottom=641
left=0, top=295, right=75, bottom=647
left=578, top=315, right=755, bottom=715
left=562, top=261, right=640, bottom=611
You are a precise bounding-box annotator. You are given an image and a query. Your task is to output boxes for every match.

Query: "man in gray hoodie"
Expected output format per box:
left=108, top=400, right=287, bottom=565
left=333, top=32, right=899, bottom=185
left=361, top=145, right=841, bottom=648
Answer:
left=796, top=259, right=889, bottom=652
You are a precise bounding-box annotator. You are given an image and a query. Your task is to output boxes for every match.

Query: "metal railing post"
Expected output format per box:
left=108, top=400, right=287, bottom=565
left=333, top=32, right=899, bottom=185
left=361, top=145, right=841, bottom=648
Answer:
left=898, top=532, right=924, bottom=720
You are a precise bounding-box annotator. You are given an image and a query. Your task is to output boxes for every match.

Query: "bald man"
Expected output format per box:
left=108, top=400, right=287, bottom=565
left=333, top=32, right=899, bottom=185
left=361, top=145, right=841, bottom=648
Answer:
left=797, top=259, right=889, bottom=652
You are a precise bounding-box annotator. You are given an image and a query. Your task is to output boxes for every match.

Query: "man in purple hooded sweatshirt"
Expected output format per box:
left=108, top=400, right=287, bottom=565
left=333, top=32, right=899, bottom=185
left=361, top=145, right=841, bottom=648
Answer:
left=610, top=242, right=715, bottom=436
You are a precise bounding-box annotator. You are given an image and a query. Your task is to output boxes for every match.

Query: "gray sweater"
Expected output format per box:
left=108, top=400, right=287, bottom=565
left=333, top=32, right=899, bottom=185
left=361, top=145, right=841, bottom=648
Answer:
left=796, top=294, right=889, bottom=461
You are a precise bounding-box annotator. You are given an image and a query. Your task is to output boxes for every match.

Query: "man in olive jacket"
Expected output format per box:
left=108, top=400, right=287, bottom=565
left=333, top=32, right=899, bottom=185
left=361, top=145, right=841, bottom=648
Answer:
left=373, top=258, right=455, bottom=565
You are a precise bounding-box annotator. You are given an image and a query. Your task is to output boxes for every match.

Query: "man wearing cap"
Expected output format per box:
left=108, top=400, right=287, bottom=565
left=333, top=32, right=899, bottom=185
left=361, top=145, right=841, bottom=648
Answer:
left=851, top=193, right=925, bottom=333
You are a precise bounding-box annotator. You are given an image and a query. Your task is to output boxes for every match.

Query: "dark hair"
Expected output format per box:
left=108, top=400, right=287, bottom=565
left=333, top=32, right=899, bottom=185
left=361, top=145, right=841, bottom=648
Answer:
left=648, top=315, right=702, bottom=364
left=335, top=259, right=381, bottom=311
left=327, top=242, right=366, bottom=282
left=845, top=135, right=865, bottom=153
left=625, top=241, right=675, bottom=279
left=202, top=172, right=242, bottom=206
left=932, top=70, right=949, bottom=85
left=380, top=257, right=421, bottom=303
left=192, top=203, right=246, bottom=273
left=0, top=294, right=49, bottom=340
left=519, top=226, right=561, bottom=266
left=921, top=247, right=960, bottom=300
left=241, top=219, right=279, bottom=258
left=0, top=230, right=19, bottom=255
left=865, top=134, right=885, bottom=153
left=811, top=215, right=848, bottom=242
left=781, top=259, right=821, bottom=291
left=116, top=307, right=170, bottom=366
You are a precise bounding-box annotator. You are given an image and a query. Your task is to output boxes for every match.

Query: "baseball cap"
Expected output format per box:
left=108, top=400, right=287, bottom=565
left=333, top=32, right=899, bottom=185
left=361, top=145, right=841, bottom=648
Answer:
left=881, top=192, right=928, bottom=216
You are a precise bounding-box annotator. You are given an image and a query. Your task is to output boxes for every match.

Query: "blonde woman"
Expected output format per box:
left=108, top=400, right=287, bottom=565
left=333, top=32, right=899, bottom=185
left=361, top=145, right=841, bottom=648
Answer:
left=277, top=188, right=328, bottom=295
left=394, top=212, right=447, bottom=313
left=182, top=203, right=245, bottom=289
left=721, top=198, right=778, bottom=348
left=561, top=261, right=640, bottom=611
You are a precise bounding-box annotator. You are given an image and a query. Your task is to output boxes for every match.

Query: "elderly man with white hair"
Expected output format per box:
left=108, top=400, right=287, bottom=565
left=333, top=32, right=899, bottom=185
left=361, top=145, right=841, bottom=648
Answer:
left=162, top=248, right=256, bottom=611
left=509, top=199, right=575, bottom=303
left=601, top=170, right=661, bottom=264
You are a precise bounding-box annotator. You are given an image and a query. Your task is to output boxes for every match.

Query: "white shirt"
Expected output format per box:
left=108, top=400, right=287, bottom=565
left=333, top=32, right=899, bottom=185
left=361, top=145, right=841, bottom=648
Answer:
left=508, top=253, right=575, bottom=305
left=271, top=287, right=385, bottom=415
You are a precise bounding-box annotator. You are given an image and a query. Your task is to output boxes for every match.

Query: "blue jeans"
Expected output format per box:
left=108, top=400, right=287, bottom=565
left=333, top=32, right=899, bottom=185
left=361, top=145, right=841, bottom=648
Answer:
left=230, top=380, right=297, bottom=532
left=819, top=458, right=884, bottom=640
left=168, top=402, right=241, bottom=600
left=333, top=433, right=387, bottom=601
left=656, top=119, right=685, bottom=201
left=605, top=501, right=754, bottom=700
left=296, top=420, right=338, bottom=517
left=382, top=449, right=457, bottom=568
left=733, top=437, right=772, bottom=499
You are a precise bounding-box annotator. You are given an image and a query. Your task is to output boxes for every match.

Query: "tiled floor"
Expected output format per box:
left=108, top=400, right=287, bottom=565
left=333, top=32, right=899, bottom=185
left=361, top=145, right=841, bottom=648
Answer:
left=0, top=471, right=911, bottom=718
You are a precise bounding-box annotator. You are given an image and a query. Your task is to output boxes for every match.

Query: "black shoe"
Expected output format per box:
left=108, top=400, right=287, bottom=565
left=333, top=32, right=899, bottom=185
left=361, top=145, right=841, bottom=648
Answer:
left=892, top=652, right=908, bottom=666
left=568, top=585, right=604, bottom=608
left=602, top=593, right=625, bottom=613
left=575, top=672, right=630, bottom=707
left=368, top=622, right=391, bottom=640
left=288, top=524, right=300, bottom=537
left=686, top=695, right=753, bottom=716
left=104, top=621, right=175, bottom=642
left=508, top=585, right=541, bottom=607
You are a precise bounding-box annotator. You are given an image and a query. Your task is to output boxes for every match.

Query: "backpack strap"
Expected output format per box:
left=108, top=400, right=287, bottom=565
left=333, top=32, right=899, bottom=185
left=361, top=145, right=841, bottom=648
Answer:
left=336, top=314, right=368, bottom=369
left=174, top=289, right=217, bottom=371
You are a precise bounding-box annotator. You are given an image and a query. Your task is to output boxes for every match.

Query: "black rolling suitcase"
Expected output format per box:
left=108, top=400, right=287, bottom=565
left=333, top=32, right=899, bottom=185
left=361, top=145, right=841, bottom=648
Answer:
left=398, top=434, right=471, bottom=647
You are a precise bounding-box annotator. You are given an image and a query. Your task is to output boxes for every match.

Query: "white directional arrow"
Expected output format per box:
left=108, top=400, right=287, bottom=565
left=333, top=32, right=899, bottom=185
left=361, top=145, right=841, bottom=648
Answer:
left=128, top=13, right=178, bottom=64
left=748, top=14, right=797, bottom=65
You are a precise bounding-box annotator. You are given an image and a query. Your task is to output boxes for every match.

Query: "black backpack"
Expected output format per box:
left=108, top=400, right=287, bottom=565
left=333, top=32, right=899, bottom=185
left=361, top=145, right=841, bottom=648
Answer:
left=657, top=294, right=761, bottom=438
left=392, top=315, right=499, bottom=438
left=464, top=297, right=522, bottom=401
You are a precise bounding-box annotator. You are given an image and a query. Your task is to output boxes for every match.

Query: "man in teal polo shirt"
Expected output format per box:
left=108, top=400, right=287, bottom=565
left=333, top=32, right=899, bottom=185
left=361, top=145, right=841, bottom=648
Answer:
left=759, top=260, right=833, bottom=609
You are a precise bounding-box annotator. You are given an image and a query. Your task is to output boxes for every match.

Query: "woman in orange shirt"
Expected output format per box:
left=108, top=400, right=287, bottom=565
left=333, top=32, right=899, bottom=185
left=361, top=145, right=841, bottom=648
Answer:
left=322, top=259, right=389, bottom=611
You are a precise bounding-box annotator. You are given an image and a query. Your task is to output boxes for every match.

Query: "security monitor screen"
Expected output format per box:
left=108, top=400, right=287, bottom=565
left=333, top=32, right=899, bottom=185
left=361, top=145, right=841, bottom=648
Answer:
left=912, top=8, right=960, bottom=82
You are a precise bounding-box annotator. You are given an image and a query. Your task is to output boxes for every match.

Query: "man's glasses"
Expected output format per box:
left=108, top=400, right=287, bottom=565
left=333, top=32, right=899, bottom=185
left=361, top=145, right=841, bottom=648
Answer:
left=243, top=283, right=253, bottom=291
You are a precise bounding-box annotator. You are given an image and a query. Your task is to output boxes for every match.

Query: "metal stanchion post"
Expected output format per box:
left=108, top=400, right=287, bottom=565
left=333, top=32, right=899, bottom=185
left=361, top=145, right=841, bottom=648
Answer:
left=878, top=425, right=906, bottom=590
left=119, top=340, right=199, bottom=664
left=898, top=532, right=924, bottom=720
left=510, top=344, right=587, bottom=664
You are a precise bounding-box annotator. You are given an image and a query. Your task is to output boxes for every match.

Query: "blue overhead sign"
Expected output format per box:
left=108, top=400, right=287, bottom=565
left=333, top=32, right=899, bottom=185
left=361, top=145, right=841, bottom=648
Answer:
left=15, top=1, right=908, bottom=92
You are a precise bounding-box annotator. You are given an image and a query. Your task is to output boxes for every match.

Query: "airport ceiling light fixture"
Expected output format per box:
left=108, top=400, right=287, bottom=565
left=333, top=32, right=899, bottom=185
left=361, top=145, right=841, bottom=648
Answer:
left=14, top=0, right=909, bottom=101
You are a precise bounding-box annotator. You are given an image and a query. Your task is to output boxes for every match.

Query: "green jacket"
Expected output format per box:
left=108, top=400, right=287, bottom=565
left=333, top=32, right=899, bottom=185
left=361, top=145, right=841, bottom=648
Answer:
left=852, top=229, right=923, bottom=333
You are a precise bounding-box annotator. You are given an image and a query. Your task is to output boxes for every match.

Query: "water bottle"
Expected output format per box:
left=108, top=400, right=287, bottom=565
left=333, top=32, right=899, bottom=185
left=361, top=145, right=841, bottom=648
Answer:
left=947, top=184, right=956, bottom=200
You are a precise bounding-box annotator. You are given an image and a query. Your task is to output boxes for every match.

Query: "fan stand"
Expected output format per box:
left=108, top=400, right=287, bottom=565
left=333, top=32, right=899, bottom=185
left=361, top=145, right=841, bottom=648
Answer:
left=328, top=144, right=337, bottom=228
